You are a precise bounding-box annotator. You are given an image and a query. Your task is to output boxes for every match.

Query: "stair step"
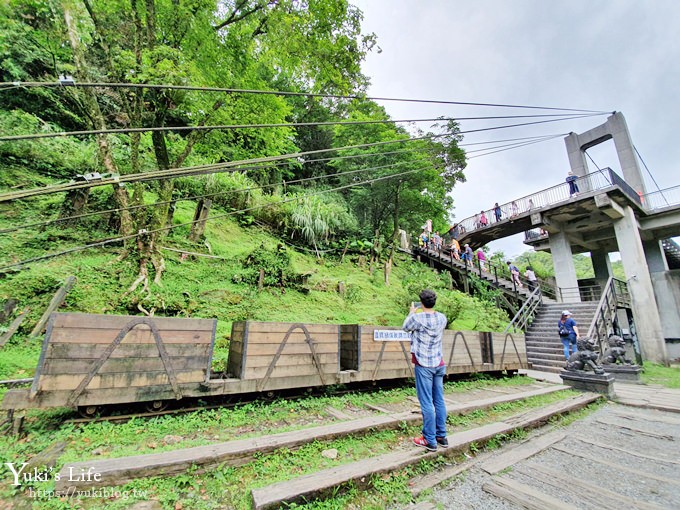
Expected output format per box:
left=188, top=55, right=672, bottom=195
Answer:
left=528, top=353, right=566, bottom=362
left=527, top=356, right=566, bottom=365
left=525, top=346, right=564, bottom=354
left=528, top=364, right=563, bottom=374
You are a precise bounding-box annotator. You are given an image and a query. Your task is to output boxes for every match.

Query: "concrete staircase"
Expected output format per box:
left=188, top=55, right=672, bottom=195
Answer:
left=525, top=302, right=599, bottom=373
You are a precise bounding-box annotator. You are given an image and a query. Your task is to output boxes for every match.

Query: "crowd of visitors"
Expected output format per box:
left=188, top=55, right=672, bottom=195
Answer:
left=417, top=221, right=545, bottom=297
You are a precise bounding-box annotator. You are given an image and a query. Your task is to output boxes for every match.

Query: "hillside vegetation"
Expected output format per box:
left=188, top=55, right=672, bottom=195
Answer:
left=0, top=166, right=509, bottom=384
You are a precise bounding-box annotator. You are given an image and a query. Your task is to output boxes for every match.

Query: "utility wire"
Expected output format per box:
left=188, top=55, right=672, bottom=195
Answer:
left=0, top=81, right=609, bottom=114
left=1, top=134, right=560, bottom=234
left=0, top=112, right=605, bottom=203
left=457, top=133, right=568, bottom=147
left=0, top=166, right=427, bottom=271
left=0, top=113, right=590, bottom=142
left=0, top=159, right=416, bottom=234
left=633, top=145, right=668, bottom=205
left=466, top=134, right=564, bottom=157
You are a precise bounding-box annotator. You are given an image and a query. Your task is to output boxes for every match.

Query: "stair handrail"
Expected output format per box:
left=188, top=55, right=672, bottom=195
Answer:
left=586, top=276, right=627, bottom=356
left=503, top=286, right=542, bottom=334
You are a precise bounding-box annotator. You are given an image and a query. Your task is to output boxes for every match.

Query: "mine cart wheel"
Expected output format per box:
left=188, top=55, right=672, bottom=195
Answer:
left=77, top=405, right=104, bottom=419
left=145, top=400, right=169, bottom=413
left=262, top=390, right=277, bottom=401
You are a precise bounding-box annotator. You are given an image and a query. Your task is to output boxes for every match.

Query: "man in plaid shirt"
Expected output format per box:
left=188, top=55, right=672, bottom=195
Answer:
left=402, top=289, right=448, bottom=452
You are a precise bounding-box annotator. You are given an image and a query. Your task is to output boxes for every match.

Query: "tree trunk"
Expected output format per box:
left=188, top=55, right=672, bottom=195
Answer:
left=59, top=188, right=90, bottom=225
left=389, top=181, right=401, bottom=263
left=189, top=199, right=212, bottom=242
left=62, top=0, right=133, bottom=235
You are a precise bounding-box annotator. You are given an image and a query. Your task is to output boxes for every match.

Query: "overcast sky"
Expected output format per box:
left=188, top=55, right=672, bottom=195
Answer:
left=352, top=0, right=680, bottom=258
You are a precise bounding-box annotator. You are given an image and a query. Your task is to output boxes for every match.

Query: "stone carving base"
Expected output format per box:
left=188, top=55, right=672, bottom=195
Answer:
left=560, top=370, right=616, bottom=399
left=602, top=364, right=642, bottom=383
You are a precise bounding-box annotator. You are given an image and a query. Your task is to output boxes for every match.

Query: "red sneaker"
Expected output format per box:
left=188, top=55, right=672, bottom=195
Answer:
left=413, top=436, right=437, bottom=452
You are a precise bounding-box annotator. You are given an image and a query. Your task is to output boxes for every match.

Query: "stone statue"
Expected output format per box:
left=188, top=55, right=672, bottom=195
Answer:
left=601, top=335, right=632, bottom=365
left=565, top=337, right=604, bottom=374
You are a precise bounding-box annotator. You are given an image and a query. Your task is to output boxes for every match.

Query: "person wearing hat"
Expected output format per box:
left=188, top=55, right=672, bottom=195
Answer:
left=557, top=310, right=580, bottom=359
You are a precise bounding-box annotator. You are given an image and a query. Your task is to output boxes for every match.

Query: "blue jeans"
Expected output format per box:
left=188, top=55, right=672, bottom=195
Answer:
left=415, top=364, right=447, bottom=446
left=561, top=334, right=577, bottom=359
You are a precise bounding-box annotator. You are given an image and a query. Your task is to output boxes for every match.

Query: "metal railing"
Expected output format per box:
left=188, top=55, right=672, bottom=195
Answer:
left=586, top=277, right=630, bottom=357
left=504, top=286, right=542, bottom=333
left=524, top=228, right=548, bottom=242
left=641, top=184, right=680, bottom=211
left=412, top=237, right=557, bottom=301
left=453, top=168, right=615, bottom=237
left=556, top=284, right=603, bottom=303
left=454, top=167, right=680, bottom=243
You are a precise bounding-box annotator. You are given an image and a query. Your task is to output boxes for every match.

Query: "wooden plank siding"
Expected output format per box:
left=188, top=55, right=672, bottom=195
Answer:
left=3, top=315, right=528, bottom=411
left=29, top=312, right=217, bottom=407
left=228, top=322, right=341, bottom=389
left=491, top=332, right=528, bottom=369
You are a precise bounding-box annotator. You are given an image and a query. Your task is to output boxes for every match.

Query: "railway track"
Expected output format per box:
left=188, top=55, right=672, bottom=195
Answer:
left=0, top=378, right=32, bottom=388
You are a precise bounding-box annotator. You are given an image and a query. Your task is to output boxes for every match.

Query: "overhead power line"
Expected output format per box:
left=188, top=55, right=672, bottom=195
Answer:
left=0, top=112, right=605, bottom=203
left=466, top=134, right=564, bottom=157
left=0, top=113, right=589, bottom=142
left=0, top=165, right=428, bottom=272
left=1, top=133, right=563, bottom=234
left=0, top=159, right=417, bottom=234
left=1, top=80, right=609, bottom=114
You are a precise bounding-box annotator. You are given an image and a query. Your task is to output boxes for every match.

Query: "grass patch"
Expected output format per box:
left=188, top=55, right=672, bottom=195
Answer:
left=641, top=363, right=680, bottom=388
left=0, top=379, right=578, bottom=510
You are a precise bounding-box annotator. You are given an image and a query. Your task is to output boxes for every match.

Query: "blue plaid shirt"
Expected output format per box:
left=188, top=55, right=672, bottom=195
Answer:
left=402, top=311, right=448, bottom=367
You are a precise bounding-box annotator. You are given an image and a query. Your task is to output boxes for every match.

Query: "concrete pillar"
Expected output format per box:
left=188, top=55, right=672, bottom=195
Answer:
left=591, top=250, right=612, bottom=283
left=643, top=240, right=669, bottom=273
left=650, top=271, right=680, bottom=344
left=613, top=205, right=668, bottom=364
left=564, top=132, right=589, bottom=177
left=549, top=230, right=579, bottom=302
left=563, top=112, right=647, bottom=195
left=608, top=112, right=647, bottom=195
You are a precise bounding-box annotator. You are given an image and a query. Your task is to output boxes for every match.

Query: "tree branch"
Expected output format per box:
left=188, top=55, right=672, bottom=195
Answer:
left=214, top=0, right=265, bottom=31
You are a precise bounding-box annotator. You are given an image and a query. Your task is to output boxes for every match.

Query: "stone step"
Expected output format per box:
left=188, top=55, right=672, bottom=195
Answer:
left=250, top=393, right=598, bottom=509
left=527, top=358, right=566, bottom=368
left=525, top=339, right=563, bottom=346
left=525, top=346, right=564, bottom=355
left=528, top=353, right=566, bottom=362
left=55, top=385, right=571, bottom=492
left=541, top=303, right=599, bottom=309
left=528, top=364, right=562, bottom=374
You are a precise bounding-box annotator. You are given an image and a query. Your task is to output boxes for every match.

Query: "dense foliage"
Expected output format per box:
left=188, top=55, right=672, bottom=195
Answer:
left=0, top=0, right=467, bottom=295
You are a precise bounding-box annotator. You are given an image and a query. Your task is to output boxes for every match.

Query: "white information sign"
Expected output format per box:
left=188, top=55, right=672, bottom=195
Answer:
left=373, top=330, right=410, bottom=341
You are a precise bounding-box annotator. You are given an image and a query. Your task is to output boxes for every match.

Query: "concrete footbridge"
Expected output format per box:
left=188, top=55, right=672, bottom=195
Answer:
left=452, top=113, right=680, bottom=366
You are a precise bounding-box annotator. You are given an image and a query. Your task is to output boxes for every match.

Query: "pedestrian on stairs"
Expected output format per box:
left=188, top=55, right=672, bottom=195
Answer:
left=524, top=266, right=537, bottom=292
left=477, top=248, right=487, bottom=271
left=506, top=261, right=522, bottom=288
left=403, top=289, right=449, bottom=452
left=558, top=310, right=580, bottom=360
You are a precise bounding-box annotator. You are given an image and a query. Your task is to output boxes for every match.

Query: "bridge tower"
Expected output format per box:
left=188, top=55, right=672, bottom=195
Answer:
left=555, top=113, right=669, bottom=364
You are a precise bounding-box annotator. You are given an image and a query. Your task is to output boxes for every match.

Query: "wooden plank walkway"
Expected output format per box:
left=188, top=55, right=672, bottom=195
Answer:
left=250, top=393, right=599, bottom=510
left=614, top=382, right=680, bottom=413
left=56, top=384, right=569, bottom=491
left=480, top=430, right=566, bottom=474
left=435, top=402, right=680, bottom=510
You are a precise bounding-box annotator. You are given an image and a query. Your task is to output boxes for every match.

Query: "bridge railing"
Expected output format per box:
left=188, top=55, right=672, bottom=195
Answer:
left=641, top=184, right=680, bottom=211
left=454, top=168, right=615, bottom=237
